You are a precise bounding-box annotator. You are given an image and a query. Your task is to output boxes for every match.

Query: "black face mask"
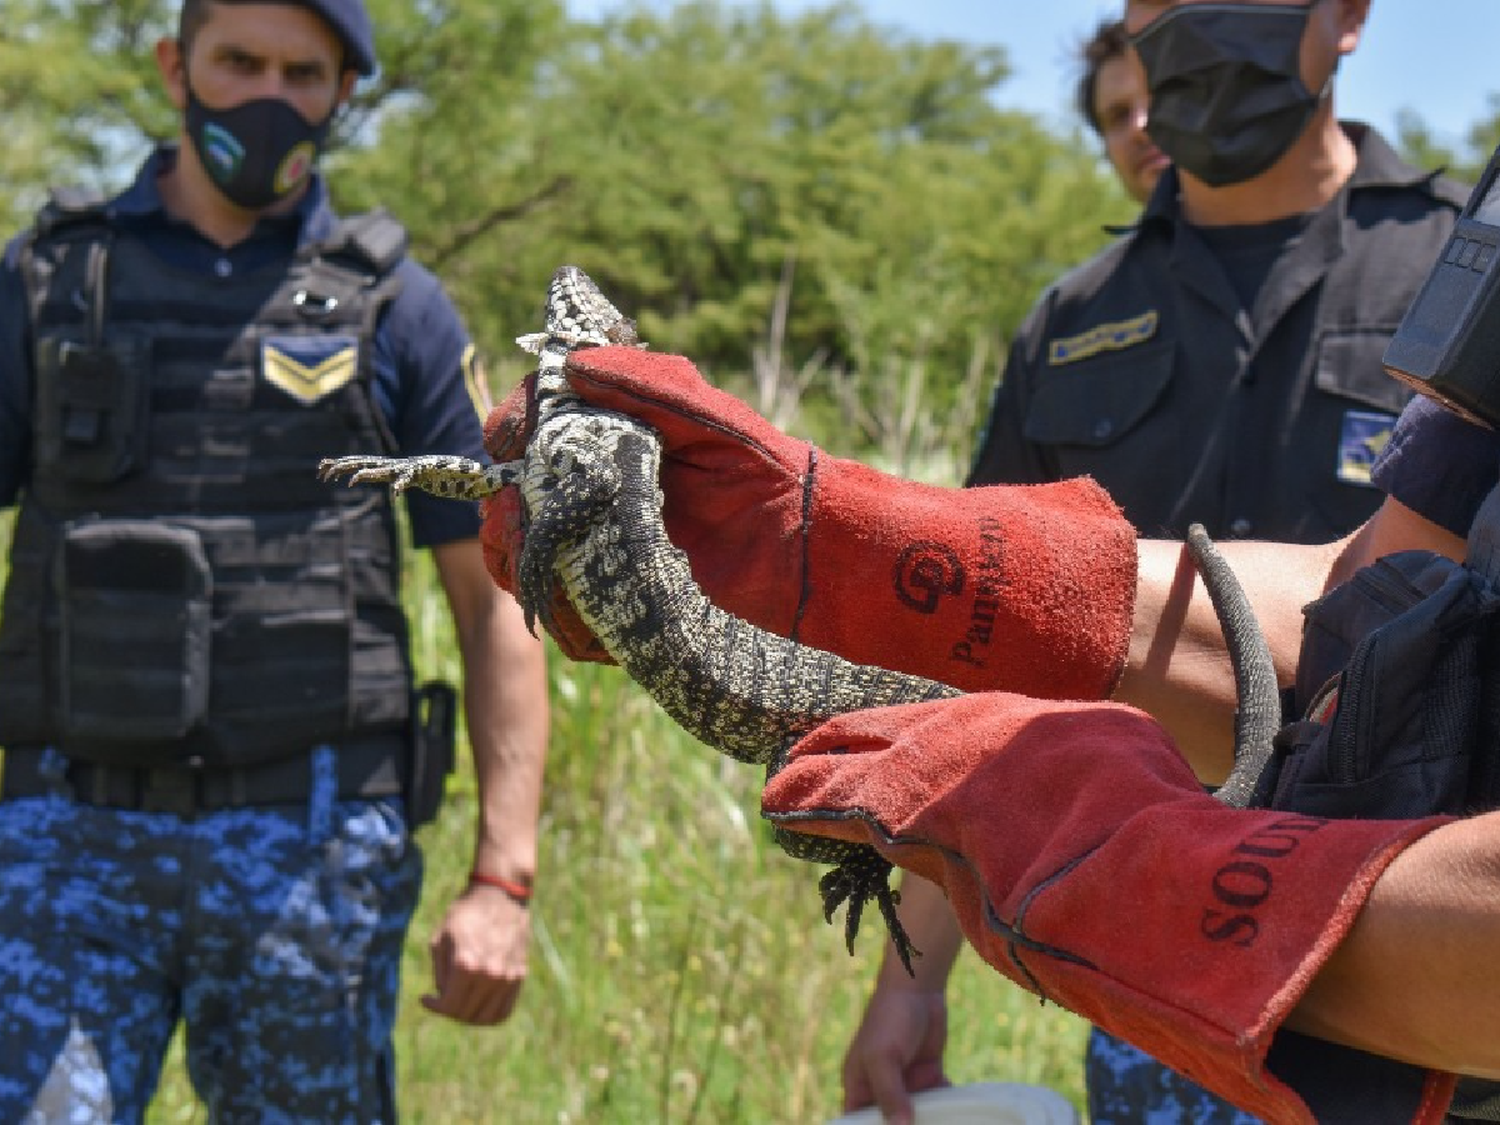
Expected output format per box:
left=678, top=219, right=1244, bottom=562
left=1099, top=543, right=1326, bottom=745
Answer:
left=184, top=82, right=332, bottom=210
left=1132, top=0, right=1330, bottom=188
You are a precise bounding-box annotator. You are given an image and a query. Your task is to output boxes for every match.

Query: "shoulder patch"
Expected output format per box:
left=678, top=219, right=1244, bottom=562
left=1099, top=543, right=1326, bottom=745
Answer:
left=262, top=335, right=359, bottom=404
left=1048, top=310, right=1159, bottom=367
left=1337, top=410, right=1396, bottom=487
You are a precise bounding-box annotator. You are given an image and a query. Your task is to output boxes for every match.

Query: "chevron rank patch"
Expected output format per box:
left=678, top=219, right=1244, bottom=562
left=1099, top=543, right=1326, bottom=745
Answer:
left=1337, top=410, right=1396, bottom=486
left=262, top=335, right=359, bottom=404
left=1048, top=310, right=1158, bottom=366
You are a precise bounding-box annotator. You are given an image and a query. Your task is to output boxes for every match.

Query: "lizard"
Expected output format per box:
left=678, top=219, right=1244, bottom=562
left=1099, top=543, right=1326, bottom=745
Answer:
left=319, top=264, right=1280, bottom=973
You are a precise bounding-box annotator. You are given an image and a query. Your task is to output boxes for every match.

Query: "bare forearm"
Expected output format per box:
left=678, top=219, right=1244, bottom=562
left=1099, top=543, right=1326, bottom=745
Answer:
left=465, top=593, right=548, bottom=878
left=879, top=874, right=965, bottom=990
left=1293, top=813, right=1500, bottom=1077
left=1116, top=536, right=1341, bottom=784
left=434, top=541, right=549, bottom=881
left=1117, top=498, right=1469, bottom=786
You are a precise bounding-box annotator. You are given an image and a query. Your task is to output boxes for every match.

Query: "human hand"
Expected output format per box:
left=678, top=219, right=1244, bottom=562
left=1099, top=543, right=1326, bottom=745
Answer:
left=420, top=881, right=531, bottom=1025
left=840, top=983, right=950, bottom=1125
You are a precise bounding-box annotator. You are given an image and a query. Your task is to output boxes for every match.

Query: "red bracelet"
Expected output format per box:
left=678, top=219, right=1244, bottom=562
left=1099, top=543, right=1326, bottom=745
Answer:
left=469, top=871, right=533, bottom=903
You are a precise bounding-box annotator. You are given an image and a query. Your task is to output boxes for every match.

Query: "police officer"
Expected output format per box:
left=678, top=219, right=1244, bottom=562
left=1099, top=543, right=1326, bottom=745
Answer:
left=0, top=1, right=548, bottom=1120
left=1076, top=19, right=1169, bottom=207
left=844, top=0, right=1470, bottom=1121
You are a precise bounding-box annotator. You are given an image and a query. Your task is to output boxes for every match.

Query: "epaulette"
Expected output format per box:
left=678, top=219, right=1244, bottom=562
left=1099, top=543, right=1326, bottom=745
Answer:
left=316, top=208, right=409, bottom=274
left=32, top=186, right=111, bottom=240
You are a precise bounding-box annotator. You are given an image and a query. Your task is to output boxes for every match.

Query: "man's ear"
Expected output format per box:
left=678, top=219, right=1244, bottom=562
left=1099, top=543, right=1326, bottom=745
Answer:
left=335, top=69, right=357, bottom=109
left=156, top=36, right=188, bottom=111
left=1335, top=0, right=1372, bottom=56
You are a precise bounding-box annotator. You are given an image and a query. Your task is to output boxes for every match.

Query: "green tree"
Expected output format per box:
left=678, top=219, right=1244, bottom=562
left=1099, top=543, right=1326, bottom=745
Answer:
left=0, top=0, right=1134, bottom=447
left=1394, top=101, right=1500, bottom=186
left=345, top=1, right=1133, bottom=436
left=0, top=0, right=173, bottom=229
left=1466, top=94, right=1500, bottom=179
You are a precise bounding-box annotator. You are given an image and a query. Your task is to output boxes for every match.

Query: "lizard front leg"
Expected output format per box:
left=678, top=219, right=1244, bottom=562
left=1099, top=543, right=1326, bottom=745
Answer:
left=318, top=453, right=517, bottom=500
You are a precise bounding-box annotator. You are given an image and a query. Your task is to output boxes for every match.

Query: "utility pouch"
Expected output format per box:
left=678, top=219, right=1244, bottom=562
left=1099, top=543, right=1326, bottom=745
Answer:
left=55, top=520, right=213, bottom=744
left=407, top=679, right=457, bottom=828
left=35, top=331, right=151, bottom=484
left=1267, top=550, right=1500, bottom=817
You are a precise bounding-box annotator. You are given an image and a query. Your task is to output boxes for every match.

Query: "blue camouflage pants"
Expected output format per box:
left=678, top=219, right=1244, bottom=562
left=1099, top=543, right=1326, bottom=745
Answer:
left=1086, top=1027, right=1265, bottom=1124
left=0, top=747, right=423, bottom=1124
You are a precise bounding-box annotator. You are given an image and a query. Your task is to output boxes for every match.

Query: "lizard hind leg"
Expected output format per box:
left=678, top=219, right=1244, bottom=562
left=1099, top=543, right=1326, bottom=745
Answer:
left=772, top=826, right=919, bottom=975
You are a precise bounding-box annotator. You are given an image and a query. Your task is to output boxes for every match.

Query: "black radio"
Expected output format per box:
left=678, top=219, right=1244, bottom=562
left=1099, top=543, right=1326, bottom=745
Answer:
left=1384, top=141, right=1500, bottom=429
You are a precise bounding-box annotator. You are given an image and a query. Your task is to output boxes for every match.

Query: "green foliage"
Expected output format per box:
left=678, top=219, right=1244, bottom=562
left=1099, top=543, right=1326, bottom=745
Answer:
left=1394, top=99, right=1500, bottom=186
left=1467, top=94, right=1500, bottom=179
left=0, top=0, right=174, bottom=227
left=0, top=0, right=1134, bottom=426
left=351, top=0, right=1131, bottom=429
left=379, top=654, right=1091, bottom=1123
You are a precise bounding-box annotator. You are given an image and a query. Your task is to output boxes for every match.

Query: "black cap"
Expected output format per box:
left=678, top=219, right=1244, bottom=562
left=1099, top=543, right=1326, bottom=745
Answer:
left=295, top=0, right=376, bottom=76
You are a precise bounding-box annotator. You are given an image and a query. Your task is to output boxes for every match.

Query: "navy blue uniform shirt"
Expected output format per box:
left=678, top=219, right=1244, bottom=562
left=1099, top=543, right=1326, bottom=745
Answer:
left=968, top=124, right=1468, bottom=546
left=1372, top=394, right=1500, bottom=535
left=0, top=147, right=487, bottom=548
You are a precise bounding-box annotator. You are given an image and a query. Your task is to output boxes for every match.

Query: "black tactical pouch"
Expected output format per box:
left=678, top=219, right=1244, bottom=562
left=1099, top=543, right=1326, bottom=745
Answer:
left=406, top=680, right=457, bottom=828
left=1266, top=549, right=1500, bottom=818
left=31, top=232, right=151, bottom=485
left=55, top=520, right=213, bottom=745
left=34, top=331, right=152, bottom=484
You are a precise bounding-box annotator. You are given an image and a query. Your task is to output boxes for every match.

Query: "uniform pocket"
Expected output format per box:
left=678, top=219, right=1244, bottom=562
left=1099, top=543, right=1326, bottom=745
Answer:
left=1022, top=336, right=1175, bottom=449
left=55, top=519, right=212, bottom=743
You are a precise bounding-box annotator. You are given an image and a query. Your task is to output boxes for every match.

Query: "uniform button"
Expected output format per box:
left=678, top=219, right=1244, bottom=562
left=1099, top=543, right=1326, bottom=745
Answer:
left=214, top=257, right=233, bottom=278
left=1092, top=419, right=1114, bottom=441
left=1229, top=518, right=1253, bottom=537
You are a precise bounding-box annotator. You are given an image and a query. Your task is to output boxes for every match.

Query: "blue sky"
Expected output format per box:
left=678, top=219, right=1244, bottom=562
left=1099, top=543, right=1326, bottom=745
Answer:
left=567, top=1, right=1500, bottom=151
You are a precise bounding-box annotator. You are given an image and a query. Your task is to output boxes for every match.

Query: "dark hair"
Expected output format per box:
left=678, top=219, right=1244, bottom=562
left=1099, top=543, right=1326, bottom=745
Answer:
left=176, top=0, right=354, bottom=74
left=1075, top=19, right=1133, bottom=137
left=177, top=0, right=212, bottom=50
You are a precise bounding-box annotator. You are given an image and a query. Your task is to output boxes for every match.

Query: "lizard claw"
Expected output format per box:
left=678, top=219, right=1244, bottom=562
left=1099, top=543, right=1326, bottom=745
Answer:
left=319, top=455, right=408, bottom=489
left=319, top=454, right=506, bottom=500
left=516, top=331, right=549, bottom=356
left=817, top=845, right=919, bottom=976
left=772, top=822, right=919, bottom=976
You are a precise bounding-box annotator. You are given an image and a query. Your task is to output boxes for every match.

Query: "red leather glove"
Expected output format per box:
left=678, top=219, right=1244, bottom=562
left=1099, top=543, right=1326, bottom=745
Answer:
left=760, top=693, right=1455, bottom=1125
left=482, top=347, right=1137, bottom=698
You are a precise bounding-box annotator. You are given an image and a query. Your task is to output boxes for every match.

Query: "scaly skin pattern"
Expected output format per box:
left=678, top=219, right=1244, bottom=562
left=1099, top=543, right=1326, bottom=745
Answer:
left=322, top=265, right=963, bottom=972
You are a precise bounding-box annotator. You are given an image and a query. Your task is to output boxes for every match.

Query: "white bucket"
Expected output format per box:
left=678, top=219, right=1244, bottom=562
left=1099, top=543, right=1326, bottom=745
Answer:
left=824, top=1082, right=1080, bottom=1125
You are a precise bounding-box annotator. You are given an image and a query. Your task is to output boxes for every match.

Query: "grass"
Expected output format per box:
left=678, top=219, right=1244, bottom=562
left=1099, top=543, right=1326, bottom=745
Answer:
left=377, top=654, right=1091, bottom=1124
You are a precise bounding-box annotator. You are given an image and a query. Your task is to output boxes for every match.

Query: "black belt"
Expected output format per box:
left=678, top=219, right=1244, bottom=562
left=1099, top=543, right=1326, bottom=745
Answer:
left=0, top=735, right=406, bottom=817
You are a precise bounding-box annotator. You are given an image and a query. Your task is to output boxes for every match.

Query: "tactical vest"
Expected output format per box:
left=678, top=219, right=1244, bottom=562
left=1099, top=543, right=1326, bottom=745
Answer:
left=0, top=192, right=415, bottom=769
